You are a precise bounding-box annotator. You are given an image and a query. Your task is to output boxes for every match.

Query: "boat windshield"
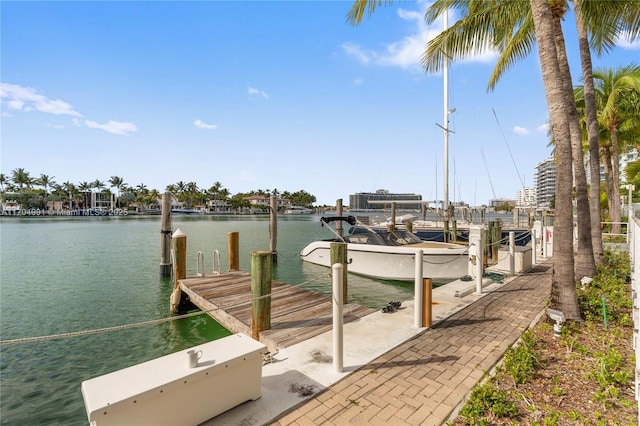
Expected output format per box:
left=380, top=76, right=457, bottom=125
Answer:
left=346, top=227, right=423, bottom=246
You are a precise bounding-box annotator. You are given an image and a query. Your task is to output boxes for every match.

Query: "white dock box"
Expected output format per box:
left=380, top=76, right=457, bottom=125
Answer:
left=81, top=333, right=267, bottom=426
left=495, top=245, right=532, bottom=273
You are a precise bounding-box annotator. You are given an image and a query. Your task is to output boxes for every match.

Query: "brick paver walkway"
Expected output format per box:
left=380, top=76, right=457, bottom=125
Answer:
left=271, top=261, right=553, bottom=426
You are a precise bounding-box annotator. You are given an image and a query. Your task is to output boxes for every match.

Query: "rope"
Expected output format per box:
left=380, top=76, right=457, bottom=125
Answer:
left=0, top=269, right=331, bottom=346
left=422, top=246, right=470, bottom=265
left=0, top=310, right=206, bottom=346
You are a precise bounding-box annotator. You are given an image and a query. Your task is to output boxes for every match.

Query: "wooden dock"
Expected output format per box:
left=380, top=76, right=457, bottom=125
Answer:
left=178, top=271, right=376, bottom=352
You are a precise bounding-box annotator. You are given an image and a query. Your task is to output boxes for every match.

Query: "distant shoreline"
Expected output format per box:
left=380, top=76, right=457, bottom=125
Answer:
left=0, top=208, right=291, bottom=218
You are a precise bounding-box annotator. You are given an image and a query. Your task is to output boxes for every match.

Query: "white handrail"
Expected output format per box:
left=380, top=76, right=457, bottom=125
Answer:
left=212, top=250, right=221, bottom=275
left=196, top=251, right=204, bottom=277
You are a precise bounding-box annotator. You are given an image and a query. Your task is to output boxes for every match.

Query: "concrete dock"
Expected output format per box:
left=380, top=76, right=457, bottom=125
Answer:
left=202, top=261, right=552, bottom=425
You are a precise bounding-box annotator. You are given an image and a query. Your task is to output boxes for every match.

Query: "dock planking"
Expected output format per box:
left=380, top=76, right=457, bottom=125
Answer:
left=178, top=271, right=376, bottom=352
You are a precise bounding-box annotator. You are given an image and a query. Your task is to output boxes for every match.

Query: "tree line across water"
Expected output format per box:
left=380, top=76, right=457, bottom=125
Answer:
left=0, top=172, right=318, bottom=211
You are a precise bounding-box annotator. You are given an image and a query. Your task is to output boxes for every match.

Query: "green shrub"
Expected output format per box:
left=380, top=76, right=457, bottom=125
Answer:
left=502, top=331, right=541, bottom=384
left=458, top=383, right=519, bottom=424
left=587, top=347, right=632, bottom=389
left=577, top=250, right=632, bottom=327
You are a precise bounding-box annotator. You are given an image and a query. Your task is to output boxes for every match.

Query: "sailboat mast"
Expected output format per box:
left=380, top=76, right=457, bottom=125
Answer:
left=443, top=10, right=449, bottom=215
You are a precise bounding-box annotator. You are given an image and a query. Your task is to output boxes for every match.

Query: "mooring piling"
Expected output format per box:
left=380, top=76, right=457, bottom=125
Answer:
left=251, top=250, right=272, bottom=340
left=269, top=196, right=278, bottom=263
left=228, top=231, right=239, bottom=271
left=159, top=193, right=172, bottom=276
left=170, top=228, right=187, bottom=313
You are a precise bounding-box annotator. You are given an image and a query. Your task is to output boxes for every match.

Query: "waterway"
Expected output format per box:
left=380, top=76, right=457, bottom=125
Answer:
left=0, top=214, right=416, bottom=425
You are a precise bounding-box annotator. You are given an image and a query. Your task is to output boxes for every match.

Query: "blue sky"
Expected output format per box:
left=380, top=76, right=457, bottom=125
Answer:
left=2, top=1, right=638, bottom=206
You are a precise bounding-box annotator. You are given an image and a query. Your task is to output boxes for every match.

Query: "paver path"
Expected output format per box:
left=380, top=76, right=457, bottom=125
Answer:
left=271, top=261, right=552, bottom=426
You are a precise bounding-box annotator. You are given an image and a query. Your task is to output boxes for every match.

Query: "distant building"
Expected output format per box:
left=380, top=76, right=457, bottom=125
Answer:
left=82, top=191, right=115, bottom=210
left=244, top=195, right=291, bottom=208
left=489, top=198, right=516, bottom=209
left=516, top=187, right=536, bottom=206
left=585, top=148, right=639, bottom=183
left=349, top=189, right=422, bottom=210
left=534, top=149, right=637, bottom=209
left=535, top=157, right=556, bottom=208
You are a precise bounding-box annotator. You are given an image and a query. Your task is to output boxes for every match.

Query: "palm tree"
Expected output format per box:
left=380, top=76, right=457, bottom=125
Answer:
left=573, top=0, right=604, bottom=266
left=348, top=0, right=640, bottom=307
left=594, top=65, right=640, bottom=233
left=109, top=176, right=126, bottom=207
left=77, top=181, right=91, bottom=208
left=547, top=1, right=595, bottom=279
left=11, top=168, right=32, bottom=191
left=92, top=180, right=106, bottom=192
left=418, top=0, right=637, bottom=275
left=62, top=181, right=77, bottom=209
left=528, top=0, right=580, bottom=319
left=37, top=174, right=56, bottom=195
left=0, top=173, right=7, bottom=193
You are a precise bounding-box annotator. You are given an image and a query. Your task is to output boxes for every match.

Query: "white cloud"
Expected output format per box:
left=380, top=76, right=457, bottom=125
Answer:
left=342, top=3, right=498, bottom=71
left=194, top=119, right=218, bottom=130
left=1, top=82, right=139, bottom=137
left=537, top=123, right=550, bottom=134
left=353, top=78, right=364, bottom=85
left=0, top=82, right=82, bottom=116
left=84, top=120, right=138, bottom=136
left=341, top=42, right=375, bottom=65
left=616, top=32, right=640, bottom=50
left=513, top=126, right=530, bottom=135
left=248, top=87, right=268, bottom=98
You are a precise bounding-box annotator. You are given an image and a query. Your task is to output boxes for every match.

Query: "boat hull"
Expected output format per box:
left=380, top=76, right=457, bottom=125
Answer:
left=300, top=241, right=469, bottom=281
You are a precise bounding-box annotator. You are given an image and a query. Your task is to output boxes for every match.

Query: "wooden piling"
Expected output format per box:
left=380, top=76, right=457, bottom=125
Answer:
left=269, top=197, right=278, bottom=263
left=443, top=220, right=450, bottom=243
left=330, top=242, right=348, bottom=304
left=228, top=232, right=239, bottom=271
left=482, top=225, right=489, bottom=268
left=170, top=229, right=187, bottom=313
left=451, top=220, right=457, bottom=242
left=492, top=220, right=502, bottom=262
left=251, top=250, right=272, bottom=340
left=160, top=193, right=172, bottom=276
left=390, top=202, right=397, bottom=230
left=422, top=278, right=432, bottom=328
left=336, top=199, right=343, bottom=238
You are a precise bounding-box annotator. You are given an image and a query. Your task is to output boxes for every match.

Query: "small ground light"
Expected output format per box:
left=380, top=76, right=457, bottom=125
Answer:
left=547, top=309, right=566, bottom=337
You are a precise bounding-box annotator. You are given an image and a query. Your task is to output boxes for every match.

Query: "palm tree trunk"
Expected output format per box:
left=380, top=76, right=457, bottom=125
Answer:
left=530, top=0, right=581, bottom=320
left=611, top=128, right=622, bottom=234
left=601, top=145, right=615, bottom=221
left=572, top=0, right=604, bottom=266
left=552, top=11, right=595, bottom=279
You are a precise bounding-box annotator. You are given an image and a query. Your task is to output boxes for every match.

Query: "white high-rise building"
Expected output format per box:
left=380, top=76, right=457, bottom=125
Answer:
left=535, top=157, right=556, bottom=208
left=516, top=187, right=536, bottom=206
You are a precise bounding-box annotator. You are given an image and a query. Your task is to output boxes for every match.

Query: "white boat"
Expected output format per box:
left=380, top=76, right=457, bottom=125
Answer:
left=171, top=207, right=203, bottom=214
left=284, top=206, right=312, bottom=214
left=1, top=200, right=22, bottom=214
left=299, top=217, right=469, bottom=281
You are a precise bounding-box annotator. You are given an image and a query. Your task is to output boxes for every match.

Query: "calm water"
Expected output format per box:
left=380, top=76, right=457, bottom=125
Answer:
left=0, top=214, right=414, bottom=425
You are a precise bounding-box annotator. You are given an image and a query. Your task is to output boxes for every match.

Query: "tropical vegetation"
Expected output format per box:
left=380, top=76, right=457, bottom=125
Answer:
left=347, top=0, right=640, bottom=321
left=453, top=250, right=636, bottom=425
left=0, top=170, right=318, bottom=212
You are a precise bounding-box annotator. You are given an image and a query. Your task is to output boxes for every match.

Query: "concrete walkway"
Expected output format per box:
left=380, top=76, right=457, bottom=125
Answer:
left=268, top=261, right=552, bottom=426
